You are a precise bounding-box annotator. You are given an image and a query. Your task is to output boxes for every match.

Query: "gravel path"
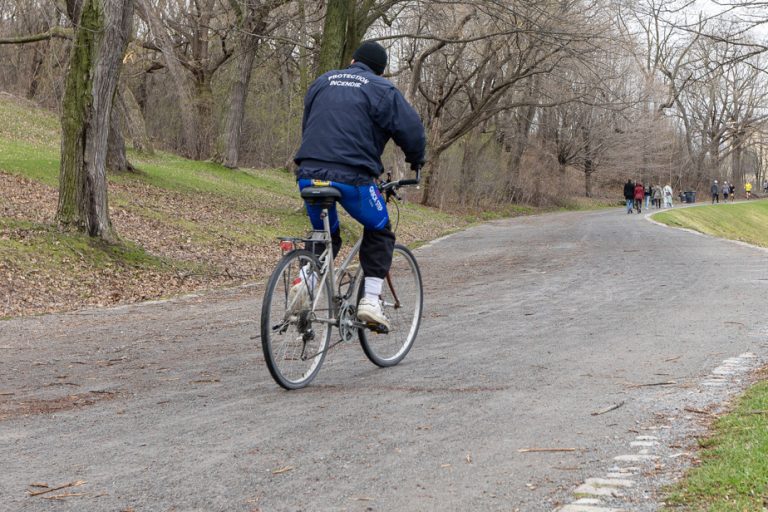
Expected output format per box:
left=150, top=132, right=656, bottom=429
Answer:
left=1, top=207, right=766, bottom=511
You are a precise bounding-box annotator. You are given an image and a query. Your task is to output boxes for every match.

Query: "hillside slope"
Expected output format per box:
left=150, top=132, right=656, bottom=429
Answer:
left=0, top=93, right=469, bottom=317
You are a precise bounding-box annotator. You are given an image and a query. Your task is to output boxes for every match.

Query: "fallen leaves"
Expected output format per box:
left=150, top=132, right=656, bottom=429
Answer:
left=1, top=155, right=472, bottom=318
left=1, top=391, right=118, bottom=420
left=271, top=466, right=295, bottom=475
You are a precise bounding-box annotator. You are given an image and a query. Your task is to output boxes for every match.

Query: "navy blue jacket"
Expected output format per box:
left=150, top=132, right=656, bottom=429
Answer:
left=294, top=62, right=426, bottom=183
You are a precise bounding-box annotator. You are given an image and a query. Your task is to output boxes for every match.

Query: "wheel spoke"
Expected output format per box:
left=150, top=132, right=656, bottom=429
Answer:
left=358, top=245, right=422, bottom=367
left=261, top=251, right=331, bottom=389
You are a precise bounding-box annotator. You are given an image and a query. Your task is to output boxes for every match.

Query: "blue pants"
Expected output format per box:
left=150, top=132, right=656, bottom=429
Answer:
left=298, top=179, right=394, bottom=278
left=299, top=179, right=389, bottom=232
left=626, top=199, right=633, bottom=213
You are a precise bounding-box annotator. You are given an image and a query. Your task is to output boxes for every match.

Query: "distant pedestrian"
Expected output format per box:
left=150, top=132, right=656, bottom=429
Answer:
left=730, top=183, right=735, bottom=199
left=634, top=182, right=645, bottom=213
left=653, top=184, right=662, bottom=208
left=763, top=180, right=768, bottom=193
left=644, top=185, right=652, bottom=209
left=722, top=181, right=729, bottom=202
left=663, top=184, right=673, bottom=208
left=746, top=181, right=753, bottom=199
left=623, top=179, right=634, bottom=214
left=711, top=180, right=720, bottom=204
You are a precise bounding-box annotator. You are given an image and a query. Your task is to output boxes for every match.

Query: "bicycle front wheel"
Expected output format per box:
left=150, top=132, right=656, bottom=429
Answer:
left=261, top=250, right=332, bottom=389
left=358, top=244, right=423, bottom=367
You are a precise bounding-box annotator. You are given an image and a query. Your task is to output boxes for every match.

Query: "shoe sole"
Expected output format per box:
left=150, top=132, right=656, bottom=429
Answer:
left=357, top=311, right=390, bottom=331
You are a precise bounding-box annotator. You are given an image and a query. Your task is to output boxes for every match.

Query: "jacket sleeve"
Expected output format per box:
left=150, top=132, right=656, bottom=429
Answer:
left=373, top=87, right=426, bottom=165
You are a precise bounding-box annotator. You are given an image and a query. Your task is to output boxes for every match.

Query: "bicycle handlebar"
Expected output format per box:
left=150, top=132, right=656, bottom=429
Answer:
left=380, top=166, right=421, bottom=193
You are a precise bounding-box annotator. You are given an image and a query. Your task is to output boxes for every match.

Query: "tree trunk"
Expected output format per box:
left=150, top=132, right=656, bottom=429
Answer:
left=420, top=154, right=442, bottom=208
left=137, top=0, right=198, bottom=158
left=107, top=101, right=131, bottom=173
left=117, top=82, right=153, bottom=154
left=582, top=126, right=594, bottom=198
left=317, top=0, right=354, bottom=75
left=219, top=50, right=255, bottom=168
left=56, top=0, right=134, bottom=240
left=503, top=106, right=536, bottom=201
left=731, top=132, right=744, bottom=186
left=420, top=117, right=443, bottom=207
left=584, top=167, right=594, bottom=197
left=459, top=127, right=482, bottom=206
left=194, top=77, right=214, bottom=159
left=217, top=16, right=262, bottom=168
left=27, top=43, right=46, bottom=99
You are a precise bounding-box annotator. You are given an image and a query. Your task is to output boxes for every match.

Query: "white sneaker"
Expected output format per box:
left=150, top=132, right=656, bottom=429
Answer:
left=357, top=297, right=390, bottom=330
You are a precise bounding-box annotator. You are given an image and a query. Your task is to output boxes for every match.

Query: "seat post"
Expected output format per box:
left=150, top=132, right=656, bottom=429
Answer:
left=319, top=206, right=335, bottom=299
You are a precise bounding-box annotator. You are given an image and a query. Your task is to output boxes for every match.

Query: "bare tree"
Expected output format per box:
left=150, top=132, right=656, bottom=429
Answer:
left=216, top=0, right=292, bottom=168
left=393, top=1, right=602, bottom=205
left=55, top=0, right=135, bottom=240
left=316, top=0, right=404, bottom=74
left=136, top=0, right=237, bottom=159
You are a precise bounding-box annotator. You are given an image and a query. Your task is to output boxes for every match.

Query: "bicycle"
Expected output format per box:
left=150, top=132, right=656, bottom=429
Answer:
left=260, top=169, right=424, bottom=389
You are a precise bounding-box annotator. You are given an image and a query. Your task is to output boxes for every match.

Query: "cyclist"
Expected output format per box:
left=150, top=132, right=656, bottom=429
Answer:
left=293, top=41, right=426, bottom=329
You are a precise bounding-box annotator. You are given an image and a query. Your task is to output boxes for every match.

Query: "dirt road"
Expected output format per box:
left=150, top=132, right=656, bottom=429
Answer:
left=2, top=208, right=766, bottom=511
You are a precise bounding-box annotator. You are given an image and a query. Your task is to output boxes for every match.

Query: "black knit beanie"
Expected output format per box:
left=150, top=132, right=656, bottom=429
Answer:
left=352, top=41, right=387, bottom=75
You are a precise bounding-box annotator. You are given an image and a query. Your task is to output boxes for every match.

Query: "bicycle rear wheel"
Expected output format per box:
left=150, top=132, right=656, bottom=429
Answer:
left=261, top=250, right=332, bottom=389
left=358, top=244, right=423, bottom=367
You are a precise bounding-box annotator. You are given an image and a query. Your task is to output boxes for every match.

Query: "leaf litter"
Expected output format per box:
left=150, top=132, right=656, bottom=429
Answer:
left=1, top=170, right=466, bottom=318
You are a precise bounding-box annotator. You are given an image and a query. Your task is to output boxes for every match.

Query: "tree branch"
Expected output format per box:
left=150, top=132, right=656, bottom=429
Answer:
left=0, top=26, right=73, bottom=45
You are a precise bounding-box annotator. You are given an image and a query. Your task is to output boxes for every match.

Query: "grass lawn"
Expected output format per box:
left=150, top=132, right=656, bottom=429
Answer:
left=664, top=373, right=768, bottom=511
left=0, top=93, right=469, bottom=317
left=653, top=200, right=768, bottom=248
left=655, top=202, right=768, bottom=510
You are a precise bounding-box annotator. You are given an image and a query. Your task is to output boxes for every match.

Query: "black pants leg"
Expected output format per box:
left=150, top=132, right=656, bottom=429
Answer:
left=307, top=228, right=342, bottom=260
left=359, top=224, right=395, bottom=279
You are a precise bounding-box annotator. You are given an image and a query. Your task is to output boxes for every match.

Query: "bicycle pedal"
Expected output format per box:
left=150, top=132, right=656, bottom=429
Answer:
left=366, top=322, right=389, bottom=334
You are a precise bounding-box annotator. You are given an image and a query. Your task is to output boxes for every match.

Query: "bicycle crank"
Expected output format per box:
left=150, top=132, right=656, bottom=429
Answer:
left=338, top=303, right=357, bottom=342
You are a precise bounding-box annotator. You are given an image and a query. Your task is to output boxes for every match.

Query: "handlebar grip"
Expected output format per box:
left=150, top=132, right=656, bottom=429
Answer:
left=397, top=179, right=419, bottom=186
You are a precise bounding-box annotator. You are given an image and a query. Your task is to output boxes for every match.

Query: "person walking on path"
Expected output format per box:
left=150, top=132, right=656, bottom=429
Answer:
left=644, top=185, right=652, bottom=209
left=711, top=180, right=720, bottom=204
left=663, top=183, right=673, bottom=208
left=623, top=179, right=635, bottom=214
left=746, top=181, right=753, bottom=199
left=653, top=184, right=663, bottom=208
left=722, top=181, right=730, bottom=203
left=634, top=182, right=645, bottom=213
left=730, top=182, right=735, bottom=199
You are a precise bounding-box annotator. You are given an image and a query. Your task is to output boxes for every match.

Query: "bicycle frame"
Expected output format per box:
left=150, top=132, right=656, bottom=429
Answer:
left=306, top=207, right=363, bottom=327
left=261, top=169, right=423, bottom=388
left=288, top=168, right=421, bottom=331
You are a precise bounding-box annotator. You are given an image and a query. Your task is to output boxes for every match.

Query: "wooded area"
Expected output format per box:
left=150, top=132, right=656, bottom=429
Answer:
left=2, top=0, right=768, bottom=239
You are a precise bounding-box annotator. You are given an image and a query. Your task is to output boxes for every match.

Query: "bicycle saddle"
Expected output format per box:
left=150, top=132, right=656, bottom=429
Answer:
left=301, top=187, right=342, bottom=206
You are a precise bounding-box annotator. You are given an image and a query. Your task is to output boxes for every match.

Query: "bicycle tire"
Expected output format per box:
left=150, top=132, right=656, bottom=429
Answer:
left=358, top=244, right=423, bottom=367
left=261, top=249, right=332, bottom=389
